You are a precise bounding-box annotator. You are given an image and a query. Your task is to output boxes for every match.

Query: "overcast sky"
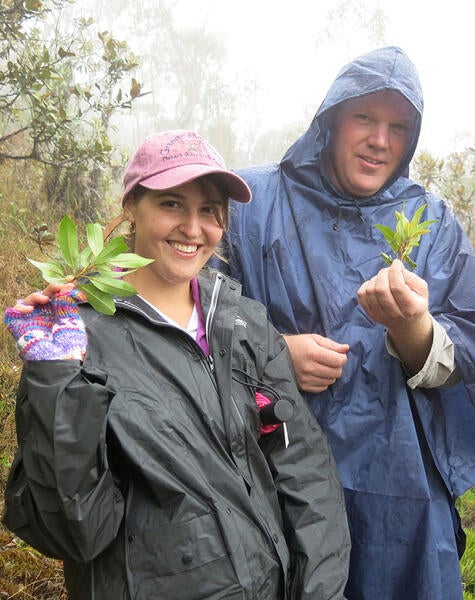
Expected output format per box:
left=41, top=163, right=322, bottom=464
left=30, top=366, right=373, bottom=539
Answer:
left=174, top=0, right=474, bottom=156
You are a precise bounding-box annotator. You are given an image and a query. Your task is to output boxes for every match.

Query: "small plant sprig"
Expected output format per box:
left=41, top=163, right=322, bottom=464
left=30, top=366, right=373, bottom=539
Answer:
left=374, top=203, right=438, bottom=270
left=28, top=215, right=154, bottom=315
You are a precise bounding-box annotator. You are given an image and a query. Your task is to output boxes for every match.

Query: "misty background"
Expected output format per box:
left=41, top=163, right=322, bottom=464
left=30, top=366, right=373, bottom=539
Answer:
left=58, top=0, right=475, bottom=168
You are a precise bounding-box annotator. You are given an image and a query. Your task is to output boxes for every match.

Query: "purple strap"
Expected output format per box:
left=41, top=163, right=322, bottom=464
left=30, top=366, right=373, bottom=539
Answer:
left=190, top=278, right=209, bottom=355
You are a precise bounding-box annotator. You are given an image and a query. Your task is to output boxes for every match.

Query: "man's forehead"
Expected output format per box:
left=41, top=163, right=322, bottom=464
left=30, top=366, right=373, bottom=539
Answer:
left=342, top=90, right=416, bottom=118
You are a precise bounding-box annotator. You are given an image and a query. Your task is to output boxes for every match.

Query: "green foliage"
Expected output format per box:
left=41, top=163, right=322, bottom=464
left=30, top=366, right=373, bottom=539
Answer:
left=29, top=216, right=153, bottom=314
left=374, top=203, right=438, bottom=269
left=459, top=488, right=475, bottom=533
left=413, top=149, right=475, bottom=248
left=0, top=0, right=144, bottom=217
left=462, top=528, right=475, bottom=597
left=0, top=0, right=141, bottom=164
left=458, top=489, right=475, bottom=599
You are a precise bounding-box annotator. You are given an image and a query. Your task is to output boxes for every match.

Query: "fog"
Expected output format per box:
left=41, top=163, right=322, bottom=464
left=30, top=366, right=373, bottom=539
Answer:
left=67, top=0, right=474, bottom=165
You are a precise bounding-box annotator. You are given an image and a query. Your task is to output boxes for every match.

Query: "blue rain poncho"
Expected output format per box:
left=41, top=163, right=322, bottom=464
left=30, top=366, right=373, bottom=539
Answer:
left=221, top=47, right=475, bottom=599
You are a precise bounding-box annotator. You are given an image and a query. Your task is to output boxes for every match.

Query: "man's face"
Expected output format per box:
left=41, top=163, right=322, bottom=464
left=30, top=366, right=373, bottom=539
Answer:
left=325, top=90, right=417, bottom=198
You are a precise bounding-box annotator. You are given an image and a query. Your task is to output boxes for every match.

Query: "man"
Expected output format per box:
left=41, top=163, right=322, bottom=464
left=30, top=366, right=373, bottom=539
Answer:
left=216, top=47, right=475, bottom=599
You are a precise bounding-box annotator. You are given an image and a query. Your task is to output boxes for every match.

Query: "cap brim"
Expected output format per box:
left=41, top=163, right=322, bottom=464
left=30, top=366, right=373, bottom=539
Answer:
left=124, top=164, right=251, bottom=205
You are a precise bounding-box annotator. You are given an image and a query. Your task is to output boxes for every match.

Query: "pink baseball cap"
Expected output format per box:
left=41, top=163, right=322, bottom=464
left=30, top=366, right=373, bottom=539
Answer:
left=122, top=129, right=251, bottom=205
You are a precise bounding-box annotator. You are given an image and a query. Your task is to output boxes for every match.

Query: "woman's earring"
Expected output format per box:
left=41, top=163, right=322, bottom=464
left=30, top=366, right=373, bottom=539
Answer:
left=130, top=221, right=136, bottom=233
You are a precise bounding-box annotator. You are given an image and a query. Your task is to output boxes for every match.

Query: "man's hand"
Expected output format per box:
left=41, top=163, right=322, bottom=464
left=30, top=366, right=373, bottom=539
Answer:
left=357, top=259, right=433, bottom=374
left=284, top=333, right=349, bottom=393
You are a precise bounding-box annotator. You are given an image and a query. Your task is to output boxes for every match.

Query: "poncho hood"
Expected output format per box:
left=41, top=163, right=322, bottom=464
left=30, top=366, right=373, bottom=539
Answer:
left=282, top=46, right=423, bottom=196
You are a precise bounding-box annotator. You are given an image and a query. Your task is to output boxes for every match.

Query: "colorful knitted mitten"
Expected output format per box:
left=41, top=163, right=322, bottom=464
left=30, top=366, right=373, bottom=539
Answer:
left=4, top=289, right=87, bottom=361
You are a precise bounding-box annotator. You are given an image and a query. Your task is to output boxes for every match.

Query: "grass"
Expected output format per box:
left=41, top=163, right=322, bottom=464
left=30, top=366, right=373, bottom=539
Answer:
left=0, top=159, right=69, bottom=598
left=0, top=528, right=67, bottom=599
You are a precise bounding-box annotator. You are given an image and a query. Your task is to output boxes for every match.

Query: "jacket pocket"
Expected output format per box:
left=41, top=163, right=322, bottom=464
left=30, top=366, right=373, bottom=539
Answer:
left=127, top=510, right=243, bottom=599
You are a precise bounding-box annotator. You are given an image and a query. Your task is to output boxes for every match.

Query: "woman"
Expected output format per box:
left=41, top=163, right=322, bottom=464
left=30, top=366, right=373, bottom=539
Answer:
left=3, top=130, right=350, bottom=599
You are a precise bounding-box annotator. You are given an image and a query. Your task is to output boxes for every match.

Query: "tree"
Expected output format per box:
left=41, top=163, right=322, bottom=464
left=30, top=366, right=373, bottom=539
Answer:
left=0, top=0, right=144, bottom=217
left=72, top=0, right=255, bottom=166
left=412, top=148, right=475, bottom=246
left=315, top=0, right=388, bottom=57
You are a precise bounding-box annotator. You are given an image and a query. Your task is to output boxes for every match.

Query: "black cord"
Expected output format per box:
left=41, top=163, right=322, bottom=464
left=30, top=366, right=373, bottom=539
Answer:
left=231, top=367, right=283, bottom=403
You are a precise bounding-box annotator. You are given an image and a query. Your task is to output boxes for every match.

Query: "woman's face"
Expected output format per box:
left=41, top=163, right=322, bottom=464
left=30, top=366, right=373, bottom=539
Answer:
left=125, top=179, right=225, bottom=287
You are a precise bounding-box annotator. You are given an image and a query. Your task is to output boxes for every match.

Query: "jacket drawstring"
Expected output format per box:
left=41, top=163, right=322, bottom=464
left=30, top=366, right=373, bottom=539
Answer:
left=333, top=198, right=365, bottom=231
left=332, top=202, right=342, bottom=231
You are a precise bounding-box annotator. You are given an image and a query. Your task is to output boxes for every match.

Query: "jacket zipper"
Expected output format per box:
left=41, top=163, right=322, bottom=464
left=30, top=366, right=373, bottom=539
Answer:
left=231, top=394, right=245, bottom=427
left=205, top=274, right=223, bottom=373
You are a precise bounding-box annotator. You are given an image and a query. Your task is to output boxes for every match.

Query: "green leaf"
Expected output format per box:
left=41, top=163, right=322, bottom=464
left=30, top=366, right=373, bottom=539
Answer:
left=27, top=259, right=69, bottom=284
left=57, top=215, right=79, bottom=269
left=28, top=258, right=65, bottom=276
left=410, top=204, right=427, bottom=227
left=95, top=266, right=130, bottom=278
left=95, top=236, right=130, bottom=263
left=78, top=245, right=93, bottom=269
left=419, top=219, right=439, bottom=229
left=108, top=253, right=154, bottom=269
left=373, top=224, right=399, bottom=253
left=373, top=224, right=395, bottom=243
left=86, top=222, right=104, bottom=256
left=87, top=275, right=137, bottom=296
left=79, top=283, right=116, bottom=315
left=404, top=255, right=417, bottom=270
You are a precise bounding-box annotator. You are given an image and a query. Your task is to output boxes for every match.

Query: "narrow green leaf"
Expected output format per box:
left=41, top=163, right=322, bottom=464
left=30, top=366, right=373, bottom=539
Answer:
left=28, top=258, right=65, bottom=276
left=95, top=266, right=129, bottom=278
left=43, top=273, right=70, bottom=284
left=79, top=283, right=116, bottom=315
left=108, top=253, right=154, bottom=268
left=373, top=224, right=396, bottom=243
left=410, top=204, right=427, bottom=227
left=95, top=236, right=130, bottom=263
left=401, top=211, right=411, bottom=239
left=86, top=222, right=104, bottom=256
left=419, top=219, right=439, bottom=229
left=57, top=216, right=79, bottom=269
left=87, top=275, right=137, bottom=296
left=381, top=253, right=394, bottom=265
left=78, top=245, right=93, bottom=269
left=408, top=228, right=431, bottom=239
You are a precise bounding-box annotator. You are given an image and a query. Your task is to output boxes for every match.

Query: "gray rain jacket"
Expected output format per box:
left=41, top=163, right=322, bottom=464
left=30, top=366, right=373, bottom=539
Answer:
left=3, top=269, right=350, bottom=599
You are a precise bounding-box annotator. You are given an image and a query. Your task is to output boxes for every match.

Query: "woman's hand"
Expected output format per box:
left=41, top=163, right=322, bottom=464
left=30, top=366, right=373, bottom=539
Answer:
left=4, top=283, right=88, bottom=361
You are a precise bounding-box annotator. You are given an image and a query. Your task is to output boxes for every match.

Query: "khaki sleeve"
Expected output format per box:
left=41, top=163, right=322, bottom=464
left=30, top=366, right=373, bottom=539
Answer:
left=386, top=316, right=461, bottom=389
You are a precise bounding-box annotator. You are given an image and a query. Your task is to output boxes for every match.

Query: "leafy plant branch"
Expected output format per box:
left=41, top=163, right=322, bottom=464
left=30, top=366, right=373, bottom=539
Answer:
left=29, top=215, right=153, bottom=315
left=374, top=203, right=438, bottom=270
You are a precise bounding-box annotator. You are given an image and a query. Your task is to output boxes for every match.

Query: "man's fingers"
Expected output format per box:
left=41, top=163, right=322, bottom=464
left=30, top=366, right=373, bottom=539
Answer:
left=315, top=334, right=350, bottom=354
